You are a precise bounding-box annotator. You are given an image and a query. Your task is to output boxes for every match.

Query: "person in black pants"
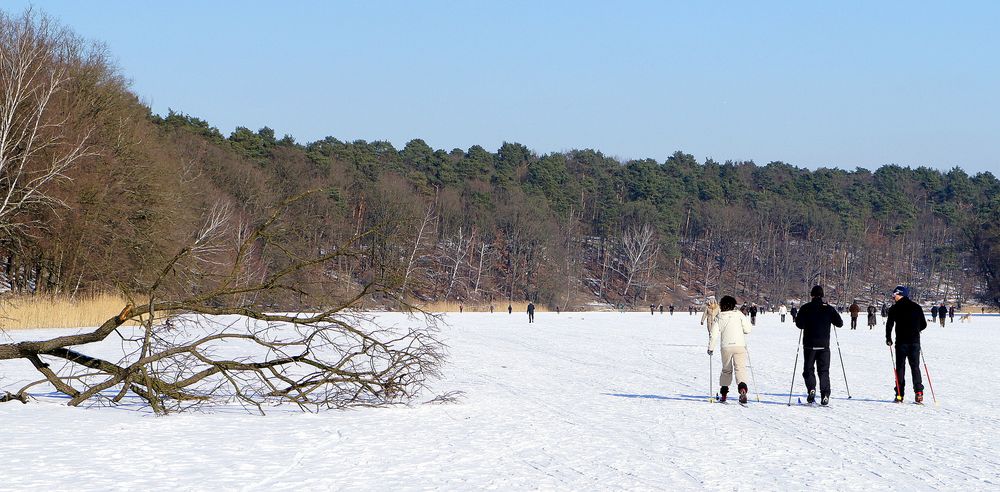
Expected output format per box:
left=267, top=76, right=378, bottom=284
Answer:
left=795, top=285, right=844, bottom=405
left=886, top=285, right=927, bottom=403
left=527, top=302, right=535, bottom=323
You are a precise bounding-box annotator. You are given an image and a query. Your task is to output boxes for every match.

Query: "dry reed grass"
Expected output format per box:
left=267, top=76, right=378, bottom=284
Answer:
left=416, top=301, right=547, bottom=313
left=0, top=293, right=137, bottom=330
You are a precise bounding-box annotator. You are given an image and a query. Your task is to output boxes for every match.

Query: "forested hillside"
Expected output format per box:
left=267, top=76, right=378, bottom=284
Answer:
left=3, top=10, right=998, bottom=310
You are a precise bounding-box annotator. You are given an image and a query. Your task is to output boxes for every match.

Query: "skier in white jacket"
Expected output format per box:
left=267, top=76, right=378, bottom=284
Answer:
left=708, top=295, right=753, bottom=403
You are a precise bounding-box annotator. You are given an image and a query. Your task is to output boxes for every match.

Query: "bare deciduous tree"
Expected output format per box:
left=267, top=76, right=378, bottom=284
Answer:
left=0, top=10, right=97, bottom=239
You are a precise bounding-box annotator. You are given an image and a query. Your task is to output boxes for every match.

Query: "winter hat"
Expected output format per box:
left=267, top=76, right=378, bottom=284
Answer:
left=810, top=285, right=824, bottom=298
left=707, top=296, right=717, bottom=304
left=892, top=285, right=909, bottom=298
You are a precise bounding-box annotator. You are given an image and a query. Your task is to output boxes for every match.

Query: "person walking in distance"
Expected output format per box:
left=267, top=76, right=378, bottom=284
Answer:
left=849, top=301, right=860, bottom=330
left=707, top=295, right=753, bottom=404
left=939, top=302, right=947, bottom=327
left=701, top=296, right=720, bottom=334
left=886, top=285, right=927, bottom=403
left=790, top=304, right=799, bottom=322
left=527, top=302, right=535, bottom=323
left=867, top=304, right=877, bottom=329
left=650, top=304, right=655, bottom=315
left=795, top=286, right=844, bottom=406
left=931, top=304, right=939, bottom=324
left=749, top=304, right=758, bottom=326
left=778, top=304, right=788, bottom=323
left=949, top=305, right=955, bottom=323
left=659, top=304, right=663, bottom=314
left=669, top=305, right=675, bottom=315
left=507, top=304, right=512, bottom=315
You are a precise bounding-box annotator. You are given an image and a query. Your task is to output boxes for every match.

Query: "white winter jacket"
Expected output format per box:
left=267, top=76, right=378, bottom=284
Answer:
left=778, top=306, right=787, bottom=316
left=708, top=310, right=753, bottom=351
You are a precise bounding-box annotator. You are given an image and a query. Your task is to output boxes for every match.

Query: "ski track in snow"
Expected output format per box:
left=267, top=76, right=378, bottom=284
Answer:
left=2, top=312, right=999, bottom=490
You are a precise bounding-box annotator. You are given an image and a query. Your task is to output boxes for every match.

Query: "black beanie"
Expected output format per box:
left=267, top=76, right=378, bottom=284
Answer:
left=810, top=285, right=824, bottom=298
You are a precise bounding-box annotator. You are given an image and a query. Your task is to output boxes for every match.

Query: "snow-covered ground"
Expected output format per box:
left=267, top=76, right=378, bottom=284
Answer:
left=2, top=311, right=998, bottom=491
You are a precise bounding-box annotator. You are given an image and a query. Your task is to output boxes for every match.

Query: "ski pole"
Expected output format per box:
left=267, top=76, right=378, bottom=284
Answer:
left=746, top=344, right=761, bottom=403
left=920, top=345, right=938, bottom=405
left=787, top=330, right=803, bottom=406
left=889, top=344, right=901, bottom=401
left=832, top=324, right=852, bottom=399
left=708, top=352, right=714, bottom=402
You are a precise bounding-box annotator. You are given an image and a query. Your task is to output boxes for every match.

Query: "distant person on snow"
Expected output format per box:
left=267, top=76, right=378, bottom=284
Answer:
left=701, top=296, right=720, bottom=334
left=778, top=304, right=788, bottom=323
left=939, top=302, right=947, bottom=327
left=707, top=295, right=753, bottom=404
left=867, top=304, right=877, bottom=329
left=790, top=304, right=799, bottom=322
left=659, top=304, right=663, bottom=314
left=949, top=305, right=955, bottom=323
left=795, top=285, right=843, bottom=406
left=527, top=302, right=535, bottom=323
left=849, top=301, right=860, bottom=330
left=650, top=304, right=655, bottom=315
left=881, top=303, right=888, bottom=318
left=931, top=304, right=939, bottom=323
left=507, top=304, right=512, bottom=315
left=886, top=285, right=927, bottom=403
left=669, top=305, right=675, bottom=315
left=749, top=304, right=758, bottom=326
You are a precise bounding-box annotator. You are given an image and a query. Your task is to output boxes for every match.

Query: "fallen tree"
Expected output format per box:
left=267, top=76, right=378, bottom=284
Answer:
left=0, top=195, right=445, bottom=414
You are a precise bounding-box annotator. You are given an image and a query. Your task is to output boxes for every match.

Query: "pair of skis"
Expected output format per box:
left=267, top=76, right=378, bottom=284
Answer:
left=708, top=394, right=748, bottom=407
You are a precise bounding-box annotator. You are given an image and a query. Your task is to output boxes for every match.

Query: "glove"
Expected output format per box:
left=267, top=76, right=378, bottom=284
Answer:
left=885, top=337, right=892, bottom=346
left=707, top=349, right=713, bottom=355
left=700, top=321, right=704, bottom=325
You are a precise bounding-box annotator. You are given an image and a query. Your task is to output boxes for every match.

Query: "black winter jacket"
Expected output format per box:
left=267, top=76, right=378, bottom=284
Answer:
left=886, top=297, right=926, bottom=344
left=795, top=298, right=844, bottom=348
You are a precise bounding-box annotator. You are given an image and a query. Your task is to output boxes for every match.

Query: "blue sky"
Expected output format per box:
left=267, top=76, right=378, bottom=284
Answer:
left=9, top=1, right=999, bottom=173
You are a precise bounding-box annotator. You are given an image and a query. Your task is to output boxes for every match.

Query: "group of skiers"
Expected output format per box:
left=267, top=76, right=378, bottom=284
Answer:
left=703, top=284, right=930, bottom=405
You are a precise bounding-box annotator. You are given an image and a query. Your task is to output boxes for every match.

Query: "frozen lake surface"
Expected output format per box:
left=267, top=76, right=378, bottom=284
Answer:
left=2, top=311, right=997, bottom=490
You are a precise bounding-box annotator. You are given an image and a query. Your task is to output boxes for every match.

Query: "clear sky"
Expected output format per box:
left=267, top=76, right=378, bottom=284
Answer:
left=8, top=1, right=999, bottom=174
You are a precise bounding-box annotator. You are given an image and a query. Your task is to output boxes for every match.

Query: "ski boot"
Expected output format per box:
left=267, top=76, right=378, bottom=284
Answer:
left=820, top=394, right=829, bottom=406
left=738, top=382, right=748, bottom=404
left=915, top=391, right=924, bottom=404
left=806, top=390, right=816, bottom=404
left=719, top=386, right=729, bottom=403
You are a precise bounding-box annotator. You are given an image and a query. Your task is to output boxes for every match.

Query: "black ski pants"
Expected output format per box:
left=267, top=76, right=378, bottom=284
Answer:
left=802, top=347, right=831, bottom=397
left=851, top=316, right=858, bottom=329
left=895, top=343, right=923, bottom=395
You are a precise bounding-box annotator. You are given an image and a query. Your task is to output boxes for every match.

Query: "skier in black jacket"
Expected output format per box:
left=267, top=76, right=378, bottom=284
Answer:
left=886, top=285, right=927, bottom=403
left=795, top=286, right=844, bottom=405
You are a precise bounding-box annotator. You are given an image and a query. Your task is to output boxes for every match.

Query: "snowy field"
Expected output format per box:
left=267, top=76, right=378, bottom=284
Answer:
left=2, top=311, right=999, bottom=491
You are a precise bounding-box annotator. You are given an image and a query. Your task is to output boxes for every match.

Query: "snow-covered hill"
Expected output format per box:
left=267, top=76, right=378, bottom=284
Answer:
left=2, top=311, right=997, bottom=490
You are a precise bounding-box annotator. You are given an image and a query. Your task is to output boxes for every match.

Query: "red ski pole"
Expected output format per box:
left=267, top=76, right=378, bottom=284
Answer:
left=889, top=344, right=902, bottom=402
left=920, top=346, right=938, bottom=405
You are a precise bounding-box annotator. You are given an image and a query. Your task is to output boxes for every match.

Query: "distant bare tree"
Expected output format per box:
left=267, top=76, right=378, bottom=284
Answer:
left=613, top=224, right=659, bottom=300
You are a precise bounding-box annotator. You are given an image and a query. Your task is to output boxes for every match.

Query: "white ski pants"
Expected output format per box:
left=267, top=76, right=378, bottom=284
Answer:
left=719, top=346, right=749, bottom=388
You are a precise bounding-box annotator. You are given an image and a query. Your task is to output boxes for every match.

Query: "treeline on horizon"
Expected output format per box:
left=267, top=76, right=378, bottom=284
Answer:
left=2, top=8, right=998, bottom=310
